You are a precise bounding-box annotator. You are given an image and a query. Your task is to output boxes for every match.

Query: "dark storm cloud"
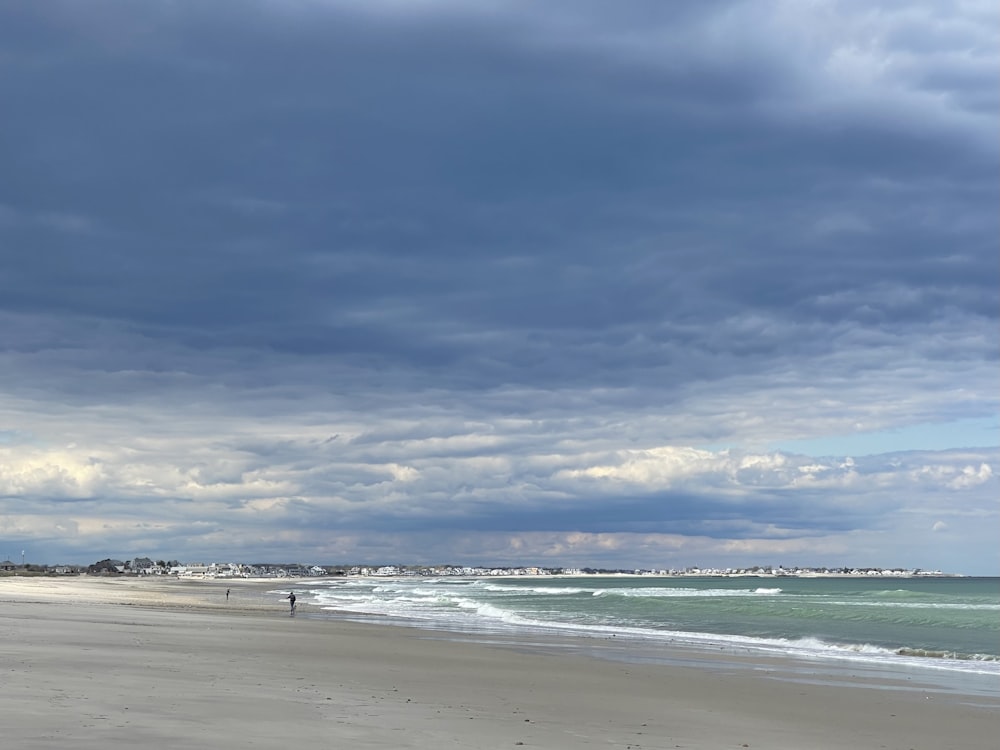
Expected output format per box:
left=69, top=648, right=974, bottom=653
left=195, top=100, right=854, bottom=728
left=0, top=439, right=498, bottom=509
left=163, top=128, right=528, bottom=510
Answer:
left=4, top=1, right=991, bottom=348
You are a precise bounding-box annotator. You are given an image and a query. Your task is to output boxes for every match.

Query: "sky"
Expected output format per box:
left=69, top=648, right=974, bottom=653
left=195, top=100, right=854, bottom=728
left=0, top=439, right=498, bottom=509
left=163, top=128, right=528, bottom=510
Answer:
left=1, top=0, right=997, bottom=574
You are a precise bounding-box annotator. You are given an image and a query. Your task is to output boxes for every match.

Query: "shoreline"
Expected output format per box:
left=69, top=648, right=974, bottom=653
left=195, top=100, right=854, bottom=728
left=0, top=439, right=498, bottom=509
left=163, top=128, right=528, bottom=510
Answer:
left=6, top=575, right=998, bottom=694
left=3, top=576, right=998, bottom=749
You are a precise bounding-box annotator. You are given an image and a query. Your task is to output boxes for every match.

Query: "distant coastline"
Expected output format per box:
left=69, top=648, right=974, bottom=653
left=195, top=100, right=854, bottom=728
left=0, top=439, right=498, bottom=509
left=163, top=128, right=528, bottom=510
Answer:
left=0, top=558, right=968, bottom=579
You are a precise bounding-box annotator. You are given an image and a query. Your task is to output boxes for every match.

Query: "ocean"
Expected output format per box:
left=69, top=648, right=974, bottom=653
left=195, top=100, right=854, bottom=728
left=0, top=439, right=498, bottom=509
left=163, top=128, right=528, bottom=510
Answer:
left=288, top=575, right=1000, bottom=697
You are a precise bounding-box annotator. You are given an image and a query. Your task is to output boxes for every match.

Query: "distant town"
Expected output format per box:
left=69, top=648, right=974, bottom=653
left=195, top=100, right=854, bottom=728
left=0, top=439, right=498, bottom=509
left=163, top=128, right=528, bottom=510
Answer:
left=0, top=557, right=959, bottom=578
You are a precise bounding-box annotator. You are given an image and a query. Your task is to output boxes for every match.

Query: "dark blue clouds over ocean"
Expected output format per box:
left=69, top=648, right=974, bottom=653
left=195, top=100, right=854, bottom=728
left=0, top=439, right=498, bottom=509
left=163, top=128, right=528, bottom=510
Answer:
left=1, top=1, right=996, bottom=572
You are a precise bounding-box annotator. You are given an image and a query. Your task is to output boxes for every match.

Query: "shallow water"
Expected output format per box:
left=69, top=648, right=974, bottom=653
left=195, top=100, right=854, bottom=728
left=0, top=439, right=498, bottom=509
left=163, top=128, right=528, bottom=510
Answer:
left=286, top=575, right=1000, bottom=699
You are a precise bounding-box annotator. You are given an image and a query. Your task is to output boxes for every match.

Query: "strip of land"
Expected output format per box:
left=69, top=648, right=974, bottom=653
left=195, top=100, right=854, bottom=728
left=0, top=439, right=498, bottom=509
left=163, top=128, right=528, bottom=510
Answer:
left=1, top=576, right=996, bottom=749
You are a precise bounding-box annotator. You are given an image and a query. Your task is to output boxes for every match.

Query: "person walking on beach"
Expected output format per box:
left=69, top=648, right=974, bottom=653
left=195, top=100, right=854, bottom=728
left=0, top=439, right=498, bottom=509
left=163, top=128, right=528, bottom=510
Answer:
left=286, top=591, right=296, bottom=614
left=226, top=588, right=230, bottom=601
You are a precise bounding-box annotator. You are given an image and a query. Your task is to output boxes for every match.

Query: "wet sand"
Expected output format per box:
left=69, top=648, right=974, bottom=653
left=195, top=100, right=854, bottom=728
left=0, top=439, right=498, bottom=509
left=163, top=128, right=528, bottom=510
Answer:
left=1, top=576, right=996, bottom=749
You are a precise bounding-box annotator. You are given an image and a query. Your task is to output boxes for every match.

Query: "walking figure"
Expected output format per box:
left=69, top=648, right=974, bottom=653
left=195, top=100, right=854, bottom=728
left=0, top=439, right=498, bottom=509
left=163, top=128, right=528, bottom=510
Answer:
left=287, top=591, right=296, bottom=614
left=226, top=588, right=230, bottom=601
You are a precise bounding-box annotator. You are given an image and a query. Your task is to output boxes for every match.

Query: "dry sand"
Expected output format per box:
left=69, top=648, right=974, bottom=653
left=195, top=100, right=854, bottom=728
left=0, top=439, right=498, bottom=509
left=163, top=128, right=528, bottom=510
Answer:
left=1, top=576, right=996, bottom=749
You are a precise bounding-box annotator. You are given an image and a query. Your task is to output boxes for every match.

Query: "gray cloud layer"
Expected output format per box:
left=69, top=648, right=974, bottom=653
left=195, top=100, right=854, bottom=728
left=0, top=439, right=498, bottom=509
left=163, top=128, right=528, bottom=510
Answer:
left=1, top=1, right=996, bottom=572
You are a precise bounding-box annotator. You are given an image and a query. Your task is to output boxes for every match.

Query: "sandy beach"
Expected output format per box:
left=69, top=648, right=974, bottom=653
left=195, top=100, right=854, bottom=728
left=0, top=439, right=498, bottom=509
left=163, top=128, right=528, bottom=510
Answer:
left=1, top=576, right=996, bottom=749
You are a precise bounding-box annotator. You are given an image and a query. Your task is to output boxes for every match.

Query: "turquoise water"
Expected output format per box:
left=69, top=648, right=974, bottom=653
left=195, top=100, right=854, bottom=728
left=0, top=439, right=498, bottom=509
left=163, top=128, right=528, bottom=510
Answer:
left=296, top=575, right=999, bottom=684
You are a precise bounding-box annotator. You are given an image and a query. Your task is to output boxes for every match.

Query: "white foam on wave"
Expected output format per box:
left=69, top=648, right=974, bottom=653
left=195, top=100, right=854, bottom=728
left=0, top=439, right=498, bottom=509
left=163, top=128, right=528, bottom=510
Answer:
left=829, top=600, right=1000, bottom=610
left=294, top=579, right=1000, bottom=677
left=303, top=585, right=856, bottom=663
left=472, top=582, right=588, bottom=596
left=593, top=586, right=783, bottom=598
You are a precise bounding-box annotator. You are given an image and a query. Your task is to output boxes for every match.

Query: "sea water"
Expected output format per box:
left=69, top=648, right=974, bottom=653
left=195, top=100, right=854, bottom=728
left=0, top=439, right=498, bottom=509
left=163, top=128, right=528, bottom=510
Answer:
left=290, top=575, right=1000, bottom=696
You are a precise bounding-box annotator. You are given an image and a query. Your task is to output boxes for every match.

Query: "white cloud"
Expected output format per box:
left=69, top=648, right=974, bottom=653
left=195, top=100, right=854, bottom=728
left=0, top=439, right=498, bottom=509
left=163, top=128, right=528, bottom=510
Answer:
left=947, top=462, right=993, bottom=489
left=0, top=447, right=107, bottom=498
